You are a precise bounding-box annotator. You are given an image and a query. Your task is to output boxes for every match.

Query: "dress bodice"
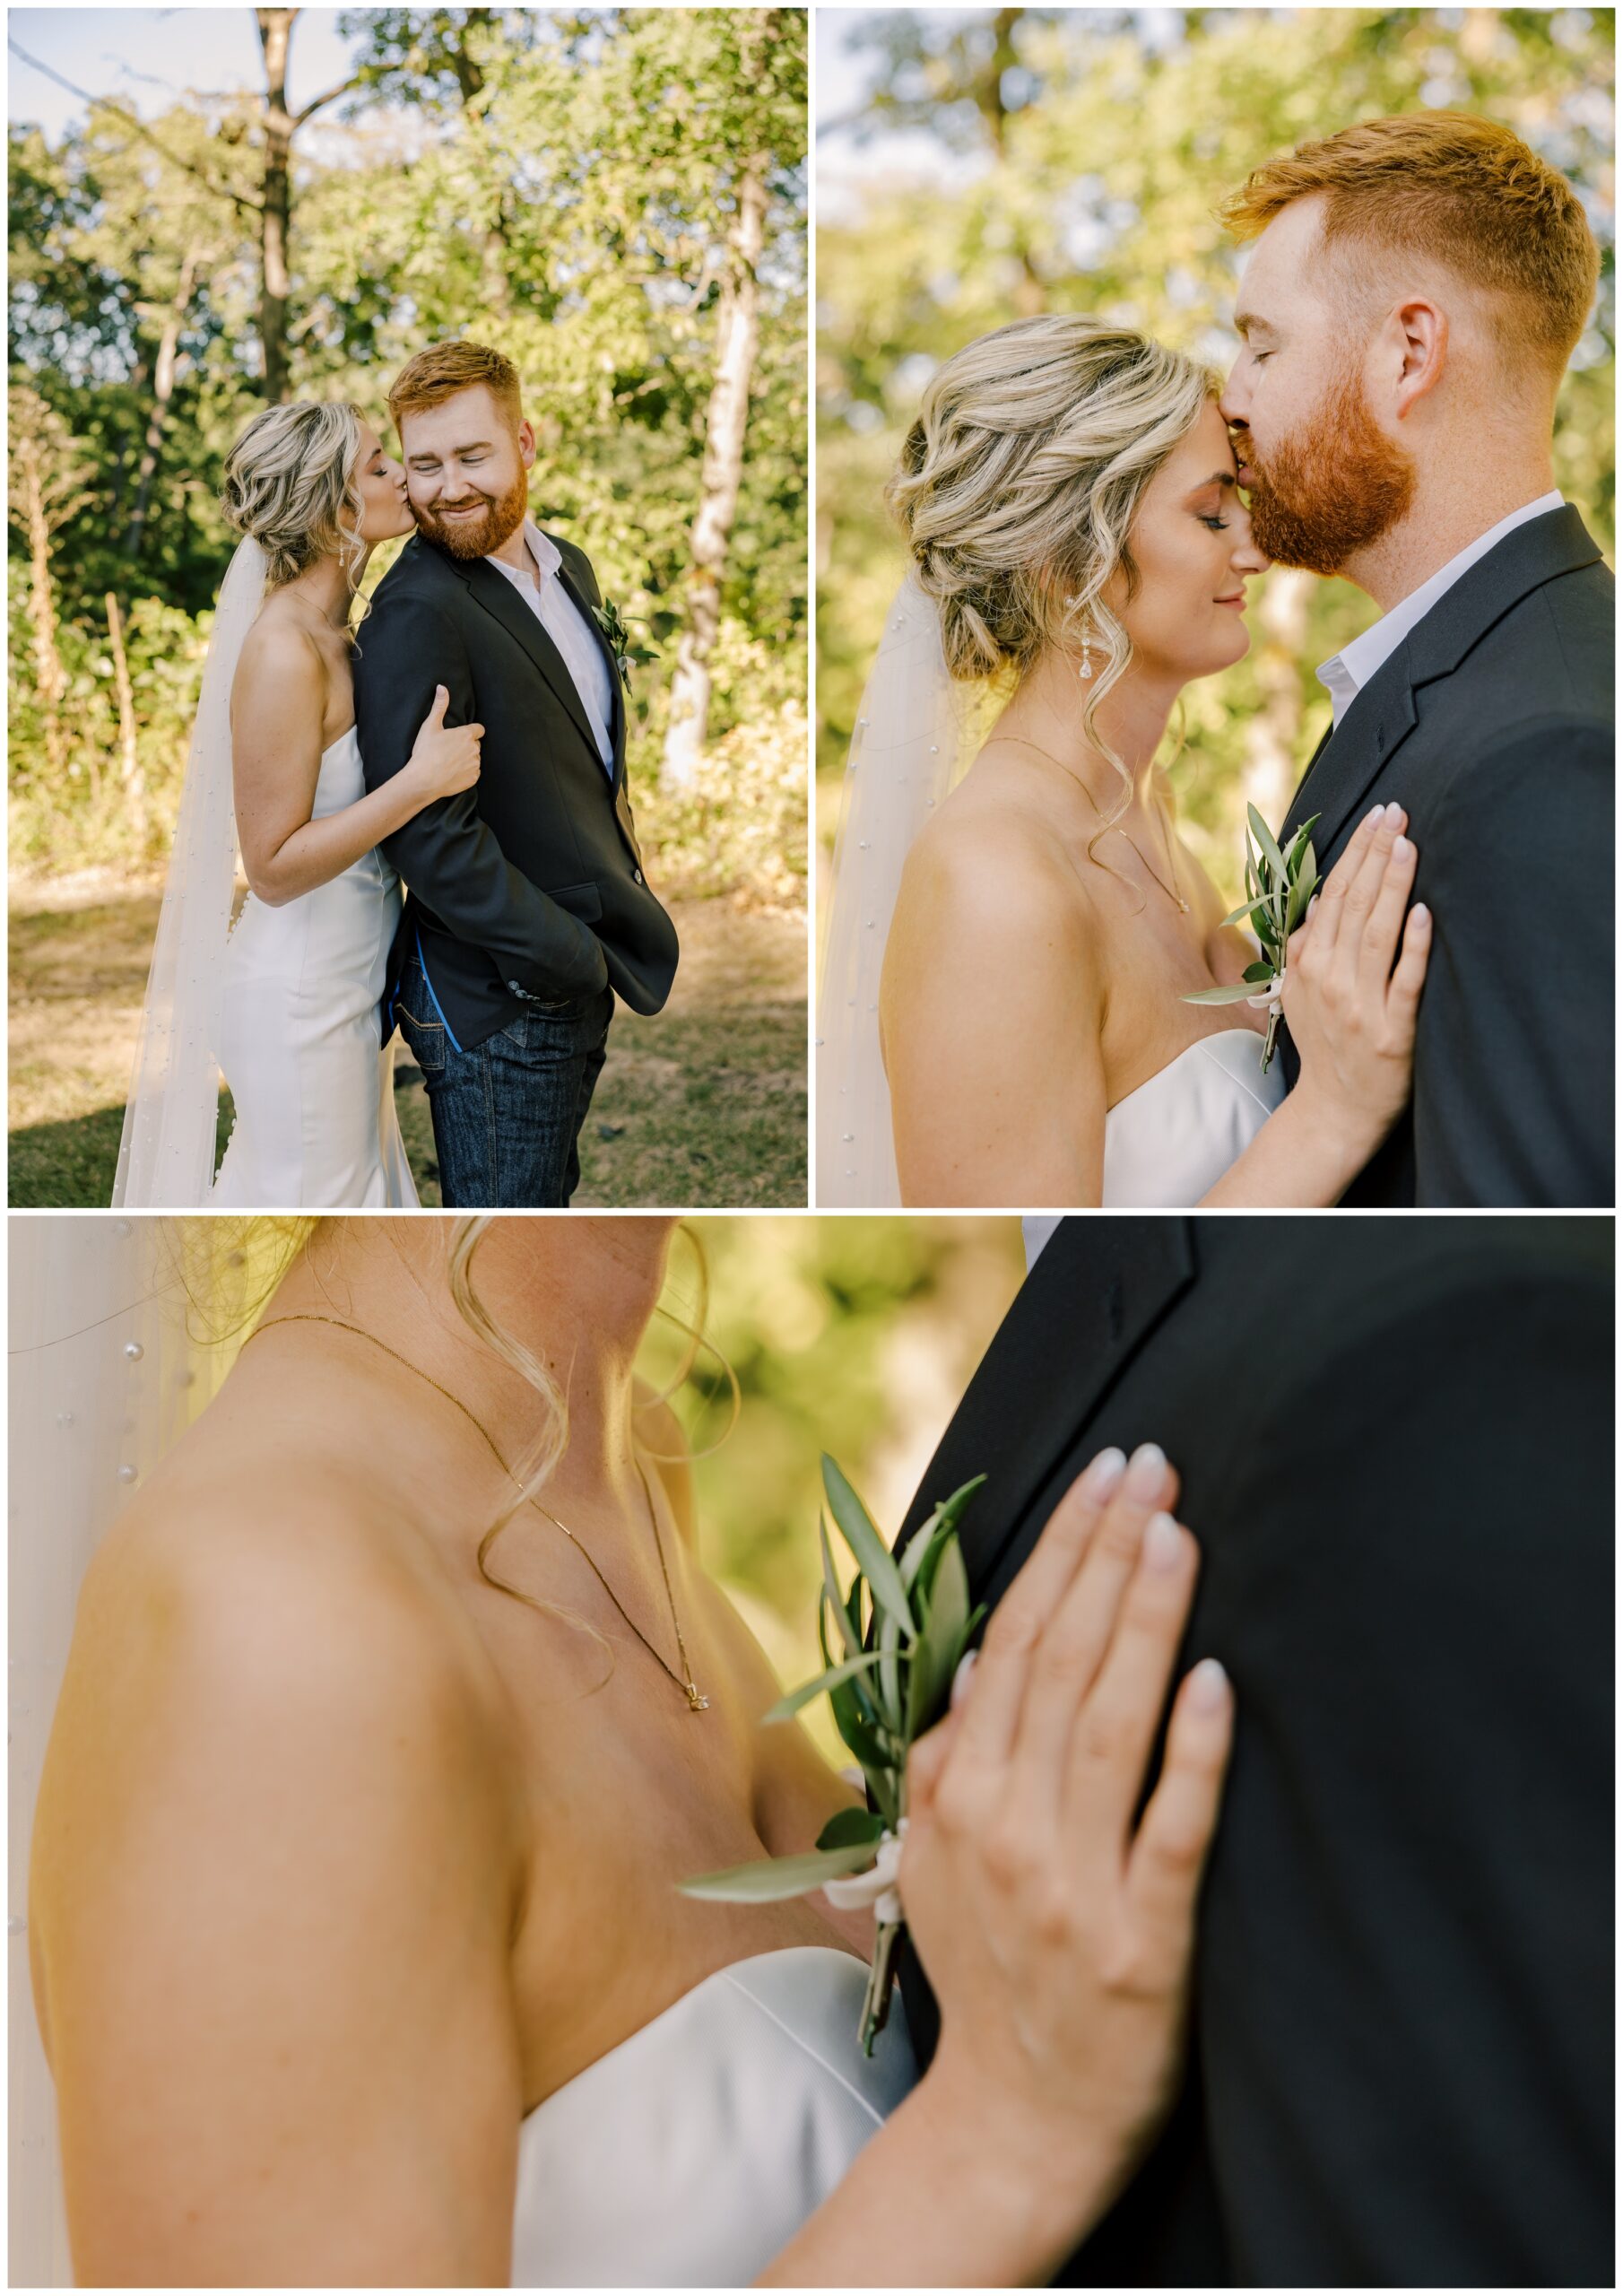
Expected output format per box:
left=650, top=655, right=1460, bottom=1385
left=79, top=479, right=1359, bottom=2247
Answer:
left=309, top=725, right=364, bottom=819
left=509, top=1947, right=917, bottom=2286
left=1100, top=1027, right=1283, bottom=1205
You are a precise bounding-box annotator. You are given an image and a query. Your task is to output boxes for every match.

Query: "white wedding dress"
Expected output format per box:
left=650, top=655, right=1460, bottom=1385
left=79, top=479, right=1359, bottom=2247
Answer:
left=1099, top=1026, right=1283, bottom=1205
left=511, top=1947, right=917, bottom=2286
left=210, top=727, right=417, bottom=1207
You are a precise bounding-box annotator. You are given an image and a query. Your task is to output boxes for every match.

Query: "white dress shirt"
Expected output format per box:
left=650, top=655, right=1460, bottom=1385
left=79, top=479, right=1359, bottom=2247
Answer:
left=486, top=518, right=616, bottom=776
left=1315, top=491, right=1565, bottom=728
left=1022, top=1215, right=1063, bottom=1269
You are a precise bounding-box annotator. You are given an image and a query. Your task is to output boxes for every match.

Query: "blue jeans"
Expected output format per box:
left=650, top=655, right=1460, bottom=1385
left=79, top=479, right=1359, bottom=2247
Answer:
left=395, top=949, right=613, bottom=1207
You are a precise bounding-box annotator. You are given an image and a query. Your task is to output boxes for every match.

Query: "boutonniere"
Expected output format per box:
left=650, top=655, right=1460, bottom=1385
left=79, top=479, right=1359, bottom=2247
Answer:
left=1183, top=804, right=1320, bottom=1069
left=680, top=1457, right=986, bottom=2055
left=590, top=597, right=656, bottom=692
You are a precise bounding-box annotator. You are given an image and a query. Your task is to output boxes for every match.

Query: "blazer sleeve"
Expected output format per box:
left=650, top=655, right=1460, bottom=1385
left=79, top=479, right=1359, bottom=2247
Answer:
left=1413, top=718, right=1612, bottom=1205
left=1186, top=1245, right=1612, bottom=2284
left=352, top=587, right=609, bottom=1001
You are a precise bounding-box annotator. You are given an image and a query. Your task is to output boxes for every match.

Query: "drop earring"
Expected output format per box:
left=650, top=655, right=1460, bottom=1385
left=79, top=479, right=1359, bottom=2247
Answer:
left=1065, top=594, right=1094, bottom=679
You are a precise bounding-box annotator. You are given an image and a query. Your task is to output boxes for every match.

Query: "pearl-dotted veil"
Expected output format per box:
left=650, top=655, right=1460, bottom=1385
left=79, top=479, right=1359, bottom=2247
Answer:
left=112, top=535, right=266, bottom=1208
left=815, top=578, right=988, bottom=1206
left=8, top=1220, right=258, bottom=2283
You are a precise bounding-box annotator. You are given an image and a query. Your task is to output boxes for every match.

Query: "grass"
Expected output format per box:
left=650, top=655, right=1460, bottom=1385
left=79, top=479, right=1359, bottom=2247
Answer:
left=8, top=874, right=807, bottom=1208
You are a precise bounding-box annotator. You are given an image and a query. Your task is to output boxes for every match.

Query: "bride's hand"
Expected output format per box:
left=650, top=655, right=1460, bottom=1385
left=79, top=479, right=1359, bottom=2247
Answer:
left=403, top=683, right=483, bottom=805
left=898, top=1445, right=1233, bottom=2262
left=1279, top=801, right=1431, bottom=1151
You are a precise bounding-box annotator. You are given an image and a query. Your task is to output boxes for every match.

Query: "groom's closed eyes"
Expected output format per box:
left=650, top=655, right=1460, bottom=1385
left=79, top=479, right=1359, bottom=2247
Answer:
left=407, top=442, right=496, bottom=471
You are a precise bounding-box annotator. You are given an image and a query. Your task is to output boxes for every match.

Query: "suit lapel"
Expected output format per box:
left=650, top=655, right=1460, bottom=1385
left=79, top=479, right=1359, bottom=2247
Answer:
left=898, top=1220, right=1197, bottom=1593
left=555, top=559, right=628, bottom=787
left=1279, top=505, right=1603, bottom=861
left=460, top=556, right=602, bottom=759
left=1281, top=661, right=1418, bottom=859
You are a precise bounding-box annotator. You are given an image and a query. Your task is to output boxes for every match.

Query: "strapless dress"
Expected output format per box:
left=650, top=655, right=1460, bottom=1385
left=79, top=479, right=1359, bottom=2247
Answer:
left=1100, top=1027, right=1282, bottom=1205
left=211, top=726, right=417, bottom=1207
left=510, top=1946, right=917, bottom=2285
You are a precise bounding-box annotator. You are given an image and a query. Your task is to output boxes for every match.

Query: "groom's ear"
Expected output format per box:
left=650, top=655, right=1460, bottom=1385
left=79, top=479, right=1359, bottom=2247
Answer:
left=516, top=417, right=536, bottom=471
left=1389, top=297, right=1448, bottom=417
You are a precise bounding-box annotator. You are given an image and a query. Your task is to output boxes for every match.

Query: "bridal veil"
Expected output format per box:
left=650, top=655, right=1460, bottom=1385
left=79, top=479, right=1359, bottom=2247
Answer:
left=9, top=1221, right=261, bottom=2283
left=816, top=578, right=985, bottom=1206
left=112, top=537, right=265, bottom=1209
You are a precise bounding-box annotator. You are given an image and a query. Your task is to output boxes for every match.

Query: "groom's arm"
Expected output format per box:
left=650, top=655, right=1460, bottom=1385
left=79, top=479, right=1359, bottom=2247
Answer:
left=1411, top=719, right=1612, bottom=1205
left=1185, top=1237, right=1612, bottom=2286
left=352, top=589, right=608, bottom=1001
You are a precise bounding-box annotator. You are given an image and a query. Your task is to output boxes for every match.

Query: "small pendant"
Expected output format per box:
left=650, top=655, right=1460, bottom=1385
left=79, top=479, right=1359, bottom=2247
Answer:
left=687, top=1686, right=710, bottom=1711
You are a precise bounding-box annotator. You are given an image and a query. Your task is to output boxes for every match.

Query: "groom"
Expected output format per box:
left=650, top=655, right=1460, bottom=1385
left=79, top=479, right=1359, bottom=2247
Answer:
left=896, top=1215, right=1612, bottom=2286
left=353, top=340, right=679, bottom=1207
left=1219, top=113, right=1613, bottom=1205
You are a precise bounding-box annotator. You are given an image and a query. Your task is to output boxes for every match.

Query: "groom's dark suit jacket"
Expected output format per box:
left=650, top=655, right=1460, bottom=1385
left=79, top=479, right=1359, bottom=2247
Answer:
left=897, top=1218, right=1612, bottom=2287
left=1278, top=505, right=1613, bottom=1206
left=353, top=527, right=679, bottom=1051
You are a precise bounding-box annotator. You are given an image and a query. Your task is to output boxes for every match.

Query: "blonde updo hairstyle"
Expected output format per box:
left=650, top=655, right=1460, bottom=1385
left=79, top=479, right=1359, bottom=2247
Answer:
left=221, top=400, right=369, bottom=594
left=888, top=313, right=1215, bottom=861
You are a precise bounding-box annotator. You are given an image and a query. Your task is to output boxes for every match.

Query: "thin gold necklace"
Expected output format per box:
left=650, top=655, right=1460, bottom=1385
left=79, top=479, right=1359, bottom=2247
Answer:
left=992, top=734, right=1191, bottom=913
left=241, top=1313, right=709, bottom=1712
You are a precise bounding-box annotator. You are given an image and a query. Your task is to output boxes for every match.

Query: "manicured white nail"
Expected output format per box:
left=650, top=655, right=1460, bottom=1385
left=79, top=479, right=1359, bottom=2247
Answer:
left=1125, top=1441, right=1167, bottom=1498
left=1083, top=1446, right=1127, bottom=1498
left=1392, top=833, right=1412, bottom=862
left=1411, top=903, right=1430, bottom=925
left=1188, top=1657, right=1229, bottom=1711
left=1363, top=804, right=1384, bottom=825
left=1144, top=1511, right=1182, bottom=1570
left=1384, top=801, right=1403, bottom=824
left=950, top=1649, right=979, bottom=1709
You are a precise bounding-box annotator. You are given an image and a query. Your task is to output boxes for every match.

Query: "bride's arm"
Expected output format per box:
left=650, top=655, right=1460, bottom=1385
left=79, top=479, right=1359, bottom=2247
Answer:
left=1198, top=804, right=1431, bottom=1206
left=29, top=1483, right=523, bottom=2287
left=883, top=825, right=1109, bottom=1206
left=230, top=624, right=481, bottom=907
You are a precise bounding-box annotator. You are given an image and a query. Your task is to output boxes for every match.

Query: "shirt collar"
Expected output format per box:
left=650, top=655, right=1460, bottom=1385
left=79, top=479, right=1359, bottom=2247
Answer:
left=1315, top=491, right=1564, bottom=727
left=486, top=517, right=561, bottom=586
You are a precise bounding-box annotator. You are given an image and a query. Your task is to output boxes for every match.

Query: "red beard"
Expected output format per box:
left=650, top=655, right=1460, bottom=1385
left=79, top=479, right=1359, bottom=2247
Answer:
left=1240, top=364, right=1415, bottom=577
left=413, top=466, right=530, bottom=561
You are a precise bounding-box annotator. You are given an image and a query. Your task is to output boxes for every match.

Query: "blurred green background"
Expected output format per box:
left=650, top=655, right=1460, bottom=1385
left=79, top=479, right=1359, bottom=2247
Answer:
left=9, top=6, right=808, bottom=1207
left=816, top=5, right=1615, bottom=918
left=661, top=1215, right=1026, bottom=1761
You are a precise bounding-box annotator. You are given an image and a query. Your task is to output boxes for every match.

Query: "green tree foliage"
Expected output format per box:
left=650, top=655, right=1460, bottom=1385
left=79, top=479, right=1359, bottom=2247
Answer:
left=664, top=1214, right=1025, bottom=1749
left=8, top=7, right=808, bottom=900
left=817, top=6, right=1614, bottom=909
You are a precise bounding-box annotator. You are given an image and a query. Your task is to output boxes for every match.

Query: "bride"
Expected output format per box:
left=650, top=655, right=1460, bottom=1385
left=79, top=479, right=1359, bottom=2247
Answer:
left=819, top=314, right=1433, bottom=1207
left=23, top=1216, right=1231, bottom=2286
left=112, top=403, right=482, bottom=1210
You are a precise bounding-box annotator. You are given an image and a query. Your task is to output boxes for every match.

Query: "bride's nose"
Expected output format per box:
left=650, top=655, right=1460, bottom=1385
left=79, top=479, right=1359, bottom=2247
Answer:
left=1230, top=511, right=1269, bottom=577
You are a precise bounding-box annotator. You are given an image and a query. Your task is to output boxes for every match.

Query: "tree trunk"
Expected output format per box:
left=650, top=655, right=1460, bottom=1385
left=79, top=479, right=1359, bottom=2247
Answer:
left=660, top=148, right=768, bottom=789
left=19, top=441, right=68, bottom=780
left=105, top=589, right=148, bottom=846
left=256, top=8, right=296, bottom=402
left=124, top=243, right=203, bottom=561
left=1242, top=566, right=1316, bottom=834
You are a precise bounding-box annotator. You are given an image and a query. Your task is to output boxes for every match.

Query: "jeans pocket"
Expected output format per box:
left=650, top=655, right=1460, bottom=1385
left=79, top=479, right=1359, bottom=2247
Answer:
left=395, top=998, right=447, bottom=1074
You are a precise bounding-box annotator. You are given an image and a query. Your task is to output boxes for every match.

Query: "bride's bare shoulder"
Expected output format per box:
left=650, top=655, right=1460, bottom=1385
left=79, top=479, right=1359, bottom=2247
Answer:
left=230, top=598, right=328, bottom=721
left=893, top=778, right=1094, bottom=952
left=67, top=1433, right=503, bottom=1781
